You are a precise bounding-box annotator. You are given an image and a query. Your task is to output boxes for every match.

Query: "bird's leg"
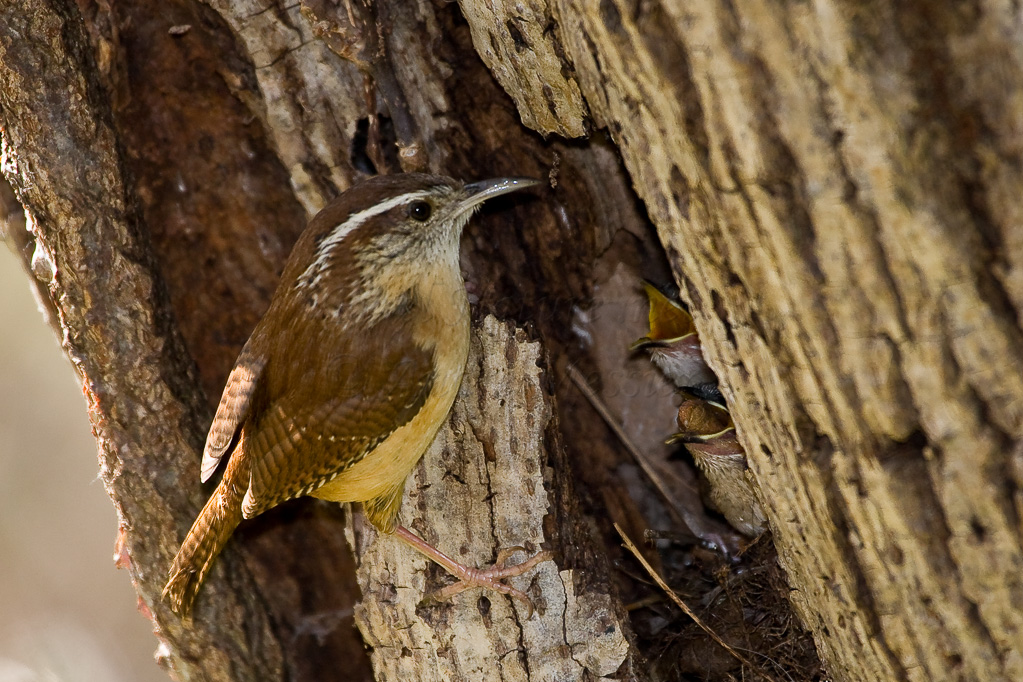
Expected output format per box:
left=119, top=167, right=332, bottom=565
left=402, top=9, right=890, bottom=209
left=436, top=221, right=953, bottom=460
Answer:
left=394, top=525, right=551, bottom=615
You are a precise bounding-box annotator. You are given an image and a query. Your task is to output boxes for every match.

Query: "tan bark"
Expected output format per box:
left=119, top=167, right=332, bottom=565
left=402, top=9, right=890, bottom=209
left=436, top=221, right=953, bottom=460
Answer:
left=352, top=316, right=635, bottom=681
left=465, top=1, right=1023, bottom=680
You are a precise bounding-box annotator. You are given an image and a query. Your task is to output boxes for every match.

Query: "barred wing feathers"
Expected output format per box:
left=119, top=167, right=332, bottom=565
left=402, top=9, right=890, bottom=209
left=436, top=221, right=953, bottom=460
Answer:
left=240, top=318, right=435, bottom=518
left=200, top=342, right=267, bottom=483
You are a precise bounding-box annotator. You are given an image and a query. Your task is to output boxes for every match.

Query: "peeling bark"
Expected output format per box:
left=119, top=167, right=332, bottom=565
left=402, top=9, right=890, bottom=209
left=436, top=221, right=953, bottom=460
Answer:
left=351, top=316, right=636, bottom=681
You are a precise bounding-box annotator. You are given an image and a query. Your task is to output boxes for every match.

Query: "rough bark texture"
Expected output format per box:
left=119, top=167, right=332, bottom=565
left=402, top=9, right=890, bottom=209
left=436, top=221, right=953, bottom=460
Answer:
left=351, top=316, right=635, bottom=681
left=466, top=1, right=1023, bottom=680
left=2, top=0, right=653, bottom=680
left=4, top=0, right=1020, bottom=680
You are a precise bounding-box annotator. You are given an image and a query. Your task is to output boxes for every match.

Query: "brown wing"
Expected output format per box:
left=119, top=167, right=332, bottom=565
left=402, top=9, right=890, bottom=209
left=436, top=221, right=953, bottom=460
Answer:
left=200, top=341, right=267, bottom=482
left=239, top=314, right=434, bottom=519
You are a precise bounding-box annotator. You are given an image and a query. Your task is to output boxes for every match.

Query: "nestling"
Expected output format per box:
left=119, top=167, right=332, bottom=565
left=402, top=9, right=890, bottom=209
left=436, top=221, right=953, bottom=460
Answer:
left=668, top=397, right=767, bottom=537
left=164, top=173, right=550, bottom=616
left=631, top=281, right=715, bottom=388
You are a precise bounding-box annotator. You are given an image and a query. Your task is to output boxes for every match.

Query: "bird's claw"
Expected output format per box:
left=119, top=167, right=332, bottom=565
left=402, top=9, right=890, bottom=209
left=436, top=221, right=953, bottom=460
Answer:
left=426, top=549, right=553, bottom=618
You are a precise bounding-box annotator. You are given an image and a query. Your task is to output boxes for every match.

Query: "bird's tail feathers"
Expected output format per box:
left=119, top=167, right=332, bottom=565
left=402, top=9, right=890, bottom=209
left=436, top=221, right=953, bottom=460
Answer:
left=163, top=478, right=244, bottom=616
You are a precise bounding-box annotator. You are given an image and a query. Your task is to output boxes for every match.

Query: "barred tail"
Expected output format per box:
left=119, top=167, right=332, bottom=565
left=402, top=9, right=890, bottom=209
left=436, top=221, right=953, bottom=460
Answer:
left=163, top=472, right=245, bottom=616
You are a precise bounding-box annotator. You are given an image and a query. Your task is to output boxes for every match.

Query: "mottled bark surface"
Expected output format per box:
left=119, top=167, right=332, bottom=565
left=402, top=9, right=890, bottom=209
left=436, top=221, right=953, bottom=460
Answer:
left=4, top=0, right=1018, bottom=680
left=467, top=1, right=1023, bottom=680
left=0, top=2, right=286, bottom=680
left=2, top=0, right=653, bottom=680
left=352, top=317, right=635, bottom=681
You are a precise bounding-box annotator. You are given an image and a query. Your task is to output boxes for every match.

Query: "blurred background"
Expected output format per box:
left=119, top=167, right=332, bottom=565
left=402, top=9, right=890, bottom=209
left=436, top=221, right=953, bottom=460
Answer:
left=0, top=243, right=165, bottom=682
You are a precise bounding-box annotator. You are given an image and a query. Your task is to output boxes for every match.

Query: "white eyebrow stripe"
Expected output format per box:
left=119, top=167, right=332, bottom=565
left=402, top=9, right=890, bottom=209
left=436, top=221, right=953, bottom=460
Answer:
left=299, top=189, right=431, bottom=287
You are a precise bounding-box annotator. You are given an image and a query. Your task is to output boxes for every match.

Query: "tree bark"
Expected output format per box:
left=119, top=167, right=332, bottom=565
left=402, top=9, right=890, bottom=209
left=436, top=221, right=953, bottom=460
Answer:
left=352, top=316, right=635, bottom=681
left=4, top=0, right=1020, bottom=681
left=472, top=1, right=1023, bottom=680
left=0, top=3, right=290, bottom=680
left=2, top=0, right=650, bottom=680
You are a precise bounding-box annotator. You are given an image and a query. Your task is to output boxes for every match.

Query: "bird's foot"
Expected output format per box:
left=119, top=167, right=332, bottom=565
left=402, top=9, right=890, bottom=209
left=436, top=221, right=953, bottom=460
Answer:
left=427, top=547, right=553, bottom=617
left=395, top=526, right=551, bottom=617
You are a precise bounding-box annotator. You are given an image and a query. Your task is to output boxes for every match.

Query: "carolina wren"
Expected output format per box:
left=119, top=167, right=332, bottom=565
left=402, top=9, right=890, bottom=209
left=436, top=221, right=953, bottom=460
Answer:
left=631, top=281, right=715, bottom=388
left=668, top=397, right=767, bottom=537
left=164, top=173, right=549, bottom=616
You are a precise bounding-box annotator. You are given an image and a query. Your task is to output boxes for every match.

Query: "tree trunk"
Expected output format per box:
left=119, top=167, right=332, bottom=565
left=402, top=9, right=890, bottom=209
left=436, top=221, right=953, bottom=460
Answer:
left=2, top=0, right=1020, bottom=681
left=495, top=2, right=1022, bottom=681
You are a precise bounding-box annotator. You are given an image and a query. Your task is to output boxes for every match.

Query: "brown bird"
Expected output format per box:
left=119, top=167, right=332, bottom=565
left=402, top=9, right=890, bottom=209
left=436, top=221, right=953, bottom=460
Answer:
left=631, top=281, right=715, bottom=388
left=164, top=173, right=550, bottom=616
left=668, top=397, right=767, bottom=538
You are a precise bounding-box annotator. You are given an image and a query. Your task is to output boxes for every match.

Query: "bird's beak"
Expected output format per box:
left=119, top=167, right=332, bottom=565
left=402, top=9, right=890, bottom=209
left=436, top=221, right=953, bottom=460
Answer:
left=629, top=335, right=663, bottom=351
left=459, top=177, right=541, bottom=212
left=666, top=425, right=736, bottom=445
left=666, top=432, right=701, bottom=445
left=666, top=398, right=735, bottom=445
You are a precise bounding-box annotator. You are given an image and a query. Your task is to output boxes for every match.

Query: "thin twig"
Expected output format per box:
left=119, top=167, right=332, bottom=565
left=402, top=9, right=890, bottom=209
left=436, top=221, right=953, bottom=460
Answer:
left=615, top=523, right=782, bottom=682
left=566, top=364, right=697, bottom=509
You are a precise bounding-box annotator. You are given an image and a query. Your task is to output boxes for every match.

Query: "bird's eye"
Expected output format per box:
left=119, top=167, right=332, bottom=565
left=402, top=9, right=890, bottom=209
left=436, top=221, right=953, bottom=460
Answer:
left=409, top=200, right=432, bottom=221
